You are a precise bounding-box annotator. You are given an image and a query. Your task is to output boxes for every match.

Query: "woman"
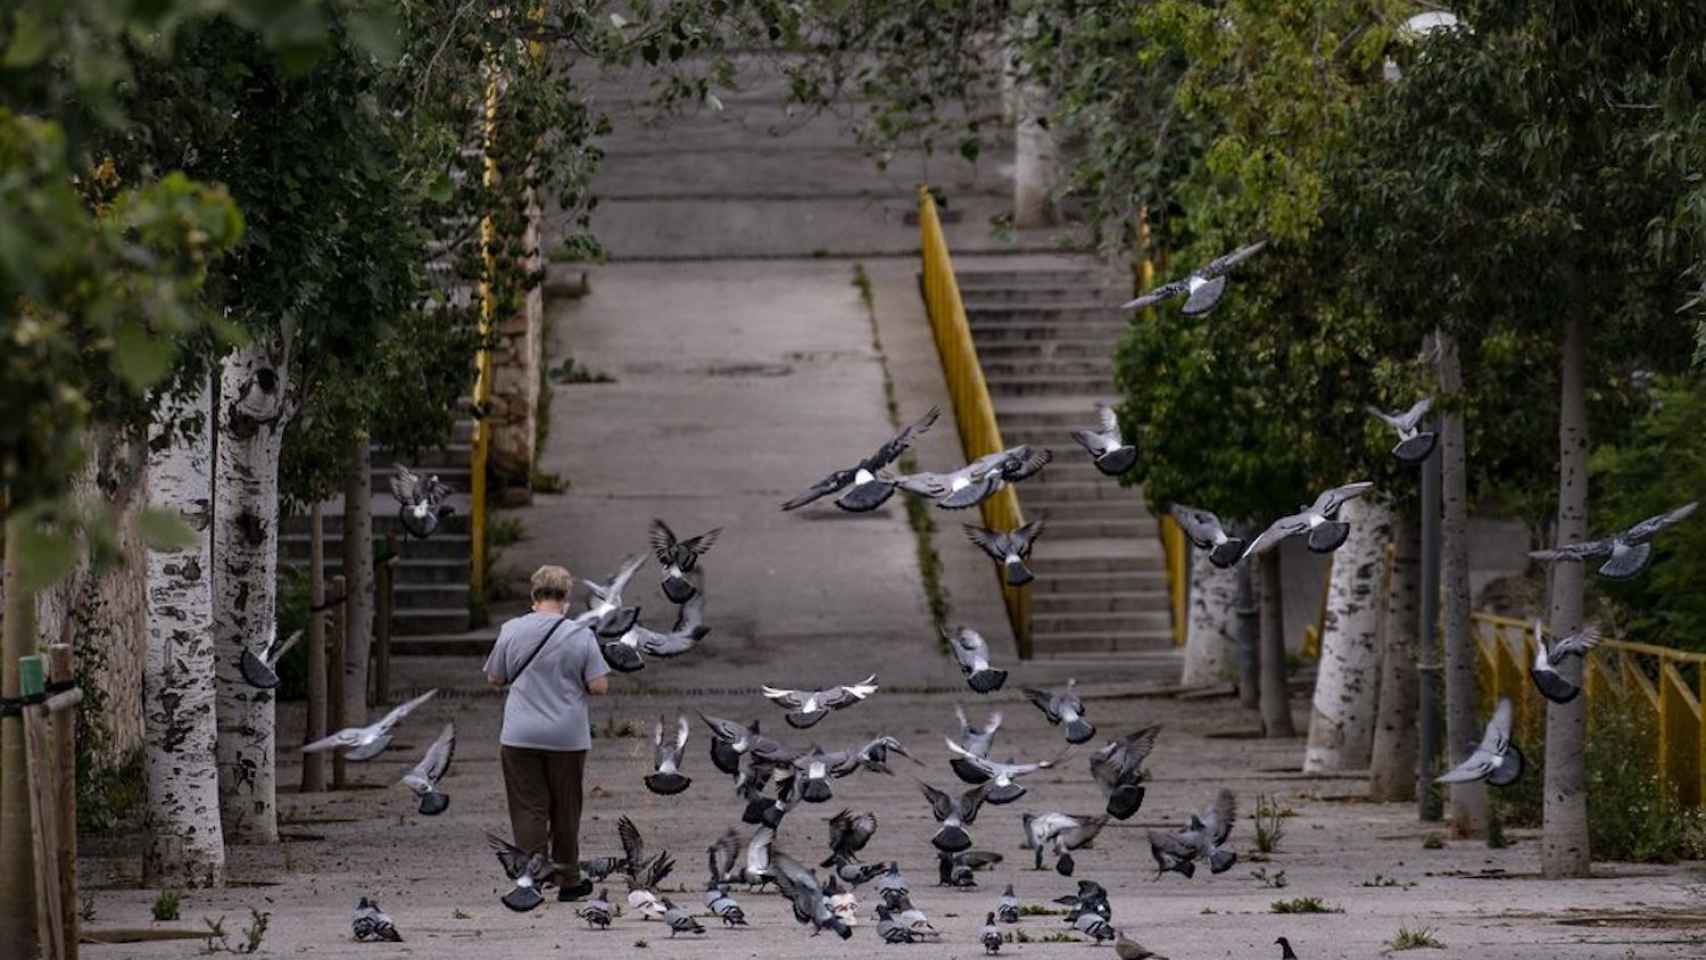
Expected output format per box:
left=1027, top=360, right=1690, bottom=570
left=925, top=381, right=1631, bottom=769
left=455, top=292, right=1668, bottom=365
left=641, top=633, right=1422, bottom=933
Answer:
left=484, top=564, right=610, bottom=901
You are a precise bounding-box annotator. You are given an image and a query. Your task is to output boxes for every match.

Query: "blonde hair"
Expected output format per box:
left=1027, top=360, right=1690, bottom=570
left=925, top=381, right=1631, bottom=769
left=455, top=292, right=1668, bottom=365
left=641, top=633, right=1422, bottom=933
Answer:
left=530, top=565, right=574, bottom=602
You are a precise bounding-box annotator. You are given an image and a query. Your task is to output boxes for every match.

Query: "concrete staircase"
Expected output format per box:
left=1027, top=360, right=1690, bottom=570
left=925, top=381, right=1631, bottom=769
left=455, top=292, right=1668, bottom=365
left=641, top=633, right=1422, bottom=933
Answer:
left=957, top=267, right=1173, bottom=654
left=278, top=419, right=476, bottom=638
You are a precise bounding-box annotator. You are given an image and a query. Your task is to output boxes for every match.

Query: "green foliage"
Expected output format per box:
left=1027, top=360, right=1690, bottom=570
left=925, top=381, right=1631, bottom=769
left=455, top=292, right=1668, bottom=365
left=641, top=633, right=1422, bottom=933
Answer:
left=1387, top=926, right=1444, bottom=950
left=1252, top=794, right=1286, bottom=854
left=271, top=564, right=314, bottom=702
left=490, top=516, right=527, bottom=548
left=153, top=890, right=183, bottom=922
left=1420, top=834, right=1444, bottom=850
left=1250, top=866, right=1288, bottom=889
left=1270, top=897, right=1339, bottom=914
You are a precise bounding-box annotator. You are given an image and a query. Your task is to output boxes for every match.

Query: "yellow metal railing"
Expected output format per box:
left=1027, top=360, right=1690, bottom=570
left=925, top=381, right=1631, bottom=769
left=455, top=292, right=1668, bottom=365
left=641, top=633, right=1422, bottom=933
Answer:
left=1472, top=611, right=1706, bottom=807
left=1159, top=516, right=1188, bottom=647
left=916, top=186, right=1033, bottom=659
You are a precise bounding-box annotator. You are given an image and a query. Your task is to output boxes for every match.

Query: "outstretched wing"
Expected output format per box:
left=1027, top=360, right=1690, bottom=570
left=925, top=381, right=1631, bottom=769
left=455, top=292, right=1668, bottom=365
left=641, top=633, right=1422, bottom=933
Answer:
left=1120, top=279, right=1188, bottom=310
left=760, top=686, right=809, bottom=710
left=680, top=526, right=723, bottom=558
left=1022, top=687, right=1061, bottom=723
left=962, top=525, right=1005, bottom=561
left=918, top=781, right=954, bottom=822
left=1549, top=627, right=1601, bottom=660
left=618, top=815, right=646, bottom=870
left=1002, top=446, right=1053, bottom=481
left=1620, top=501, right=1698, bottom=545
left=411, top=721, right=456, bottom=784
left=1095, top=402, right=1120, bottom=438
left=1530, top=538, right=1615, bottom=562
left=1199, top=239, right=1268, bottom=278
left=866, top=406, right=941, bottom=471
left=1117, top=724, right=1162, bottom=775
left=1010, top=520, right=1045, bottom=553
left=959, top=783, right=990, bottom=823
left=373, top=688, right=438, bottom=736
left=1201, top=788, right=1236, bottom=845
left=1240, top=512, right=1310, bottom=561
left=782, top=471, right=852, bottom=511
left=389, top=464, right=420, bottom=503
left=1169, top=505, right=1225, bottom=546
left=487, top=832, right=534, bottom=879
left=819, top=675, right=879, bottom=709
left=1311, top=481, right=1375, bottom=517
left=1396, top=396, right=1433, bottom=431
left=648, top=519, right=679, bottom=565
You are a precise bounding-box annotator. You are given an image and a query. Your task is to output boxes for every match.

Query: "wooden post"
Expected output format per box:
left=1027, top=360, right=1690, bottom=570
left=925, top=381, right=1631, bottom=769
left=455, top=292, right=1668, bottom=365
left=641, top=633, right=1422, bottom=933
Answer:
left=302, top=504, right=327, bottom=793
left=1, top=530, right=39, bottom=955
left=20, top=655, right=64, bottom=960
left=374, top=533, right=396, bottom=705
left=46, top=645, right=75, bottom=957
left=329, top=575, right=347, bottom=790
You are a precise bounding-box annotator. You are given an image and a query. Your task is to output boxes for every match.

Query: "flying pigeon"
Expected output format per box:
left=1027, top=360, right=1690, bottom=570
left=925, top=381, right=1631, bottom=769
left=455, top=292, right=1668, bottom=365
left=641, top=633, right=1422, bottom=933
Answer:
left=1529, top=502, right=1698, bottom=580
left=997, top=884, right=1020, bottom=923
left=947, top=628, right=1009, bottom=694
left=1116, top=929, right=1170, bottom=960
left=389, top=464, right=454, bottom=539
left=301, top=688, right=437, bottom=761
left=890, top=445, right=1053, bottom=511
left=584, top=554, right=645, bottom=639
left=943, top=738, right=1068, bottom=805
left=1529, top=622, right=1601, bottom=705
left=648, top=518, right=722, bottom=603
left=835, top=735, right=922, bottom=777
left=705, top=716, right=765, bottom=777
left=981, top=911, right=1004, bottom=954
left=398, top=720, right=455, bottom=815
left=1070, top=909, right=1117, bottom=944
left=964, top=523, right=1045, bottom=588
left=1147, top=788, right=1237, bottom=878
left=579, top=815, right=650, bottom=886
left=937, top=849, right=1003, bottom=887
left=761, top=674, right=879, bottom=729
left=771, top=851, right=853, bottom=939
left=703, top=884, right=748, bottom=926
left=738, top=758, right=804, bottom=828
left=781, top=406, right=940, bottom=512
left=351, top=897, right=402, bottom=942
left=1437, top=696, right=1523, bottom=787
left=951, top=705, right=1003, bottom=783
left=1367, top=397, right=1437, bottom=464
left=1240, top=481, right=1375, bottom=560
left=661, top=897, right=705, bottom=937
left=1024, top=812, right=1109, bottom=876
left=1120, top=240, right=1267, bottom=315
left=1071, top=403, right=1137, bottom=476
left=238, top=628, right=302, bottom=690
left=1090, top=724, right=1162, bottom=820
left=1022, top=678, right=1095, bottom=744
left=1169, top=505, right=1246, bottom=569
left=487, top=834, right=553, bottom=912
left=830, top=859, right=886, bottom=887
left=618, top=817, right=676, bottom=897
left=876, top=904, right=924, bottom=943
left=919, top=780, right=990, bottom=853
left=643, top=714, right=692, bottom=796
left=822, top=809, right=878, bottom=867
left=602, top=592, right=711, bottom=673
left=577, top=888, right=613, bottom=929
left=707, top=825, right=778, bottom=890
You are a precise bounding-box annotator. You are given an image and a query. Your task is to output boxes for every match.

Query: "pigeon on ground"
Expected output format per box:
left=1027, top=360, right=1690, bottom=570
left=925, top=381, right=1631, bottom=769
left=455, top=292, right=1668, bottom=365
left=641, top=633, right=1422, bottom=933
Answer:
left=617, top=817, right=677, bottom=916
left=981, top=911, right=1004, bottom=953
left=825, top=874, right=860, bottom=926
left=951, top=705, right=1003, bottom=783
left=919, top=780, right=989, bottom=853
left=1116, top=929, right=1169, bottom=960
left=577, top=888, right=613, bottom=929
left=943, top=739, right=1067, bottom=805
left=703, top=884, right=748, bottom=926
left=1529, top=502, right=1698, bottom=580
left=822, top=809, right=878, bottom=866
left=1276, top=936, right=1300, bottom=959
left=643, top=714, right=692, bottom=796
left=1022, top=678, right=1095, bottom=744
left=1071, top=403, right=1137, bottom=476
left=1090, top=724, right=1162, bottom=820
left=1119, top=240, right=1267, bottom=316
left=948, top=629, right=1009, bottom=694
left=238, top=628, right=302, bottom=690
left=890, top=446, right=1053, bottom=511
left=1055, top=879, right=1112, bottom=921
left=876, top=904, right=923, bottom=943
left=1367, top=397, right=1437, bottom=464
left=1240, top=482, right=1375, bottom=560
left=661, top=898, right=706, bottom=937
left=649, top=518, right=722, bottom=603
left=584, top=554, right=645, bottom=639
left=1437, top=696, right=1523, bottom=787
left=771, top=851, right=854, bottom=939
left=487, top=834, right=552, bottom=912
left=1023, top=812, right=1109, bottom=876
left=937, top=849, right=1003, bottom=887
left=997, top=884, right=1020, bottom=923
left=1169, top=505, right=1246, bottom=569
left=761, top=674, right=880, bottom=729
left=964, top=522, right=1046, bottom=587
left=876, top=862, right=910, bottom=900
left=389, top=464, right=454, bottom=539
left=705, top=716, right=765, bottom=777
left=579, top=815, right=650, bottom=885
left=602, top=592, right=712, bottom=673
left=781, top=406, right=940, bottom=513
left=1148, top=788, right=1237, bottom=878
left=351, top=897, right=403, bottom=941
left=398, top=720, right=455, bottom=815
left=1070, top=909, right=1117, bottom=944
left=883, top=892, right=942, bottom=940
left=301, top=688, right=438, bottom=761
left=1529, top=621, right=1601, bottom=705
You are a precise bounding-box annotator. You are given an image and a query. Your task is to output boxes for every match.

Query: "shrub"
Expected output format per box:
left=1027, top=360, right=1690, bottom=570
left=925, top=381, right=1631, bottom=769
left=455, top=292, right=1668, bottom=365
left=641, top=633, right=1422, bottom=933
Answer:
left=1253, top=794, right=1286, bottom=854
left=1270, top=897, right=1339, bottom=914
left=153, top=890, right=182, bottom=922
left=1387, top=926, right=1444, bottom=950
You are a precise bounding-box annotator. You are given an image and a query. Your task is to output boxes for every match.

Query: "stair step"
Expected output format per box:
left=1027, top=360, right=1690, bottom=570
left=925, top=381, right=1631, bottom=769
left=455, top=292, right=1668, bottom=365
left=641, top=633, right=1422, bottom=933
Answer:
left=987, top=377, right=1117, bottom=398
left=390, top=635, right=496, bottom=657
left=1031, top=591, right=1168, bottom=614
left=966, top=305, right=1124, bottom=324
left=995, top=410, right=1105, bottom=428
left=973, top=341, right=1116, bottom=360
left=1030, top=518, right=1154, bottom=539
left=1007, top=481, right=1131, bottom=503
left=393, top=607, right=475, bottom=635
left=981, top=359, right=1112, bottom=378
left=281, top=533, right=473, bottom=561
left=953, top=269, right=1098, bottom=288
left=371, top=444, right=473, bottom=470
left=961, top=288, right=1115, bottom=307
left=372, top=464, right=472, bottom=496
left=1033, top=610, right=1172, bottom=632
left=281, top=512, right=472, bottom=536
left=1031, top=631, right=1176, bottom=654
left=1031, top=553, right=1155, bottom=574
left=971, top=324, right=1127, bottom=343
left=1026, top=501, right=1157, bottom=524
left=387, top=583, right=472, bottom=608
left=311, top=558, right=471, bottom=584
left=1030, top=572, right=1167, bottom=593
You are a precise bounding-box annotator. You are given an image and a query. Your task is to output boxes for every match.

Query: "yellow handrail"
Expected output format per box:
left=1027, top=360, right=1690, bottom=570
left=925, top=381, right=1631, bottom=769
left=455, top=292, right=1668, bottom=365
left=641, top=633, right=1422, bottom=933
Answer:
left=1159, top=516, right=1188, bottom=647
left=916, top=186, right=1032, bottom=659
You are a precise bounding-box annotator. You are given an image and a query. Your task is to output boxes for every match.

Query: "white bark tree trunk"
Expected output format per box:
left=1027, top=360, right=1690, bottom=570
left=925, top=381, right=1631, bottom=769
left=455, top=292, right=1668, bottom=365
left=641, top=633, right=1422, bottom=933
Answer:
left=1182, top=548, right=1239, bottom=687
left=1259, top=550, right=1295, bottom=737
left=1369, top=508, right=1421, bottom=801
left=1011, top=36, right=1057, bottom=231
left=1304, top=497, right=1393, bottom=772
left=1437, top=330, right=1487, bottom=836
left=214, top=339, right=291, bottom=844
left=342, top=434, right=374, bottom=715
left=1542, top=311, right=1591, bottom=877
left=144, top=376, right=227, bottom=886
left=1236, top=557, right=1260, bottom=710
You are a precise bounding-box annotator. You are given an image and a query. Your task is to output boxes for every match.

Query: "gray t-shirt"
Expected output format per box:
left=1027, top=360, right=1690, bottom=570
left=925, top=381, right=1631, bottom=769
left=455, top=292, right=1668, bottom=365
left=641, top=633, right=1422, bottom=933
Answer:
left=483, top=612, right=610, bottom=751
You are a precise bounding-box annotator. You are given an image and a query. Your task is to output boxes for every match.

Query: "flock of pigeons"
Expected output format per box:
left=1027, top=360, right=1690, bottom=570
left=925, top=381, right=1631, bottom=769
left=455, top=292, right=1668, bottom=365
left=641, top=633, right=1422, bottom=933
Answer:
left=292, top=239, right=1697, bottom=954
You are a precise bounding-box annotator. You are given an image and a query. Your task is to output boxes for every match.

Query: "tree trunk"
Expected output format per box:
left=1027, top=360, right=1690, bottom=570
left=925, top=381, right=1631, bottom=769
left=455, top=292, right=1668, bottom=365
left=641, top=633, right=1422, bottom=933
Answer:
left=1235, top=558, right=1260, bottom=709
left=1182, top=548, right=1239, bottom=687
left=1011, top=29, right=1057, bottom=231
left=1305, top=497, right=1394, bottom=771
left=301, top=504, right=327, bottom=793
left=1542, top=310, right=1591, bottom=877
left=1436, top=330, right=1487, bottom=836
left=0, top=534, right=38, bottom=952
left=1370, top=507, right=1422, bottom=801
left=1259, top=550, right=1295, bottom=737
left=213, top=340, right=291, bottom=844
left=342, top=435, right=374, bottom=712
left=143, top=377, right=227, bottom=887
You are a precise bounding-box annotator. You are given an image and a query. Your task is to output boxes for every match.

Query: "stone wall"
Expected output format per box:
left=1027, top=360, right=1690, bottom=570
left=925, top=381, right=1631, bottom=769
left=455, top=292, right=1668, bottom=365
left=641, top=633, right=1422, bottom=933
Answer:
left=486, top=198, right=544, bottom=487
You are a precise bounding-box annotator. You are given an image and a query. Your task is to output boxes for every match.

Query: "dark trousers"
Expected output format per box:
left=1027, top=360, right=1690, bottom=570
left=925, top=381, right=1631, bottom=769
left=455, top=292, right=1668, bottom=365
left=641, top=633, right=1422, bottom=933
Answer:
left=500, top=745, right=587, bottom=885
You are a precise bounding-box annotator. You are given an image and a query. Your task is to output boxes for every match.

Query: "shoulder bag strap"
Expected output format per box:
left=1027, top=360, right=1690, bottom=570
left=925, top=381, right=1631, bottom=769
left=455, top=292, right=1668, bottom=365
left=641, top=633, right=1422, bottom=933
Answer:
left=506, top=614, right=573, bottom=685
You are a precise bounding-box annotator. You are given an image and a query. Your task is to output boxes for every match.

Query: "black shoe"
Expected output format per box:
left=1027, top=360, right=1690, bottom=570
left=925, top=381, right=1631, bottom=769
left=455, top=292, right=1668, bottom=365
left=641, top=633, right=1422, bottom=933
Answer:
left=557, top=879, right=593, bottom=902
